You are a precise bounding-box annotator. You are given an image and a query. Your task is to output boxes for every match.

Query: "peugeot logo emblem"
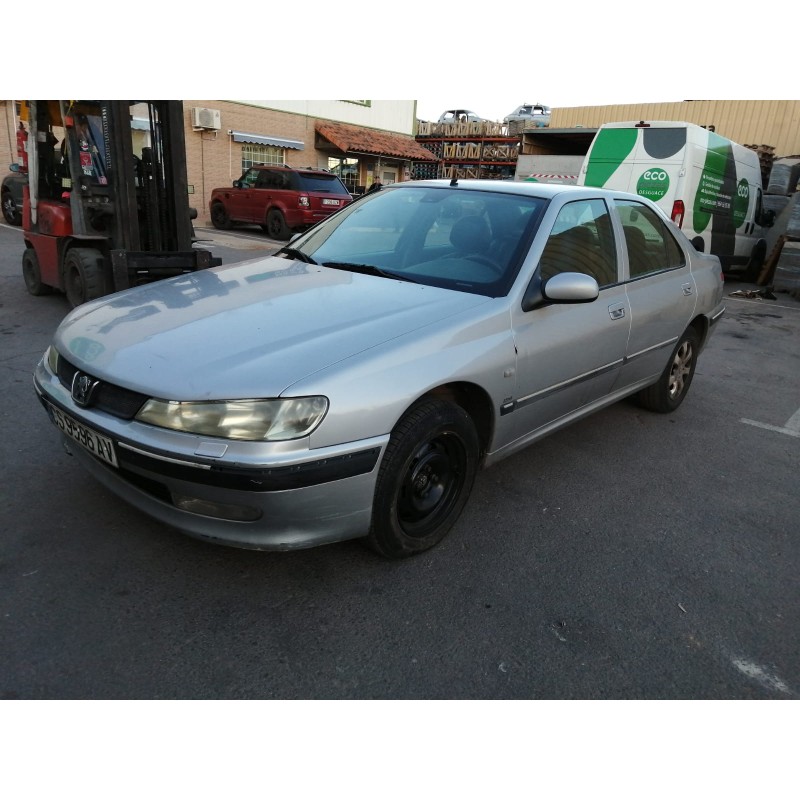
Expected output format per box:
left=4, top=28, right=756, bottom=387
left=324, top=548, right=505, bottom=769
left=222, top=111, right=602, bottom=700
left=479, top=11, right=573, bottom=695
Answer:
left=71, top=372, right=99, bottom=407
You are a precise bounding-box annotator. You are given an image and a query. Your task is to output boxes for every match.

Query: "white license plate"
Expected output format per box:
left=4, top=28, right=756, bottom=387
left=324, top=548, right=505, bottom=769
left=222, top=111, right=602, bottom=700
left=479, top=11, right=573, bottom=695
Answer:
left=47, top=402, right=118, bottom=468
left=322, top=199, right=340, bottom=206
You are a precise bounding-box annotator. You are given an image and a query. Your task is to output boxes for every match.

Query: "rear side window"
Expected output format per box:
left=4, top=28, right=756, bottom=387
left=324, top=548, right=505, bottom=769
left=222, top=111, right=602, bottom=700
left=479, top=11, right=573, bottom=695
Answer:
left=296, top=174, right=350, bottom=195
left=616, top=200, right=685, bottom=278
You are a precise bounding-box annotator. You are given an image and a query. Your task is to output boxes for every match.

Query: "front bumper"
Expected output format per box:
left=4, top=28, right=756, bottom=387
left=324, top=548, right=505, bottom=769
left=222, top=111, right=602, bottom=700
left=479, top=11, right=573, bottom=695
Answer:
left=34, top=358, right=387, bottom=550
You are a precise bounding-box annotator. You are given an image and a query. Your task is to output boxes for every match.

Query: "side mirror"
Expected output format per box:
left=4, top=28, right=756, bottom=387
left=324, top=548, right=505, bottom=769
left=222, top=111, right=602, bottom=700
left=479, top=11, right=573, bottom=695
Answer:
left=522, top=272, right=599, bottom=311
left=759, top=209, right=776, bottom=228
left=8, top=163, right=21, bottom=173
left=233, top=180, right=243, bottom=189
left=690, top=236, right=705, bottom=252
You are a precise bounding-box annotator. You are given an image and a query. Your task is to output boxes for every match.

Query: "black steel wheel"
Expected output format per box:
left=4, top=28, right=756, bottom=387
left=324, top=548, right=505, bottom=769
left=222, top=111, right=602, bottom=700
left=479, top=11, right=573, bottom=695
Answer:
left=637, top=326, right=700, bottom=413
left=365, top=398, right=480, bottom=558
left=22, top=248, right=52, bottom=296
left=210, top=202, right=232, bottom=230
left=266, top=209, right=291, bottom=240
left=63, top=248, right=107, bottom=308
left=2, top=189, right=21, bottom=226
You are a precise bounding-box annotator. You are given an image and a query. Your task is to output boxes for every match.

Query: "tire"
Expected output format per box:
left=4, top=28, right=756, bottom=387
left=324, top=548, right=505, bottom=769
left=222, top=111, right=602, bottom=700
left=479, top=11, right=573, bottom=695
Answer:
left=63, top=248, right=107, bottom=308
left=210, top=202, right=232, bottom=230
left=637, top=327, right=700, bottom=414
left=2, top=189, right=21, bottom=226
left=266, top=209, right=291, bottom=240
left=365, top=398, right=480, bottom=558
left=22, top=248, right=53, bottom=296
left=742, top=241, right=766, bottom=283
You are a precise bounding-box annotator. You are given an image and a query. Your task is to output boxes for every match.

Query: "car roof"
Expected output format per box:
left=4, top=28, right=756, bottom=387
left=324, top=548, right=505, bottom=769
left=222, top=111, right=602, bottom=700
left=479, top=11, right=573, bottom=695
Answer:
left=391, top=179, right=641, bottom=201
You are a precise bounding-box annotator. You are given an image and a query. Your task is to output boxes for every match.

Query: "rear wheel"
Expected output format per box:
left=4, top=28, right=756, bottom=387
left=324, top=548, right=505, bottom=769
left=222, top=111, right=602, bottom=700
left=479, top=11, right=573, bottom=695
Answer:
left=742, top=241, right=767, bottom=283
left=364, top=398, right=480, bottom=558
left=63, top=248, right=107, bottom=308
left=637, top=327, right=699, bottom=413
left=22, top=248, right=53, bottom=296
left=210, top=202, right=232, bottom=230
left=2, top=189, right=21, bottom=226
left=266, top=209, right=291, bottom=240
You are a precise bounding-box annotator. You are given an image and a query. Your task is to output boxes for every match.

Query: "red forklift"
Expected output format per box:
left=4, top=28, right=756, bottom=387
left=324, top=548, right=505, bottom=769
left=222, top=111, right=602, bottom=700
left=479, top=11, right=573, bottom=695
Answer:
left=19, top=100, right=220, bottom=306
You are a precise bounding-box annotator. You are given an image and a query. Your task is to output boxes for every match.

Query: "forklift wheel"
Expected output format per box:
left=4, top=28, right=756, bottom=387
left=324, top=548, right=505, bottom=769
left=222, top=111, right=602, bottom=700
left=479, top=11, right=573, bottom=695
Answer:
left=22, top=248, right=53, bottom=296
left=211, top=203, right=232, bottom=230
left=64, top=248, right=107, bottom=308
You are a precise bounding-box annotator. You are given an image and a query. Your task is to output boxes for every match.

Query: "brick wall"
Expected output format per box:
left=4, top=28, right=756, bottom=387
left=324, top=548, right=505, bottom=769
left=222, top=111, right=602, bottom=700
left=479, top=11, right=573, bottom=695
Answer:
left=184, top=101, right=324, bottom=224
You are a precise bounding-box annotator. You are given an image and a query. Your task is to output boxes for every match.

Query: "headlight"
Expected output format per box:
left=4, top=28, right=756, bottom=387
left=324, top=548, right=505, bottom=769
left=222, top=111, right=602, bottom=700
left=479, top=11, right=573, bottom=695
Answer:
left=135, top=396, right=329, bottom=441
left=46, top=345, right=59, bottom=374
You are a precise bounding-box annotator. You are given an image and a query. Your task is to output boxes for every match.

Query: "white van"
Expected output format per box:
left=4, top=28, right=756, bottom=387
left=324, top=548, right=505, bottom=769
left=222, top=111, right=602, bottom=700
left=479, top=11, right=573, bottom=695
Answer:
left=578, top=121, right=775, bottom=280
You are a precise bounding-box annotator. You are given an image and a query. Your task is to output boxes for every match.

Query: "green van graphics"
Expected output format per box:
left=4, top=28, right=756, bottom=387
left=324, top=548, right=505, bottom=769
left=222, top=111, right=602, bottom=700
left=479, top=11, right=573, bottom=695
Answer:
left=578, top=122, right=773, bottom=280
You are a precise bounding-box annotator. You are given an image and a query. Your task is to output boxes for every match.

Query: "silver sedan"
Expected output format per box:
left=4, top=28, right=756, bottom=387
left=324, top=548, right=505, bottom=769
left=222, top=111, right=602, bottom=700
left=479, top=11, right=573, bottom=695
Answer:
left=34, top=181, right=725, bottom=558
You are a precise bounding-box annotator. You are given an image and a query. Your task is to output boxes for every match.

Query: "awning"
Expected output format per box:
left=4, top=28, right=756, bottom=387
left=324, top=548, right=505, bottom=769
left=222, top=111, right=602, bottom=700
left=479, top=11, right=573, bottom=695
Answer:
left=316, top=120, right=438, bottom=162
left=231, top=130, right=304, bottom=150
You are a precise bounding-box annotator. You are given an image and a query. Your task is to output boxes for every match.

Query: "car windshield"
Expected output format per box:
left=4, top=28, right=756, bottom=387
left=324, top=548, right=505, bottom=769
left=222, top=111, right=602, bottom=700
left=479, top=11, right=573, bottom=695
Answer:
left=296, top=174, right=351, bottom=195
left=285, top=185, right=546, bottom=297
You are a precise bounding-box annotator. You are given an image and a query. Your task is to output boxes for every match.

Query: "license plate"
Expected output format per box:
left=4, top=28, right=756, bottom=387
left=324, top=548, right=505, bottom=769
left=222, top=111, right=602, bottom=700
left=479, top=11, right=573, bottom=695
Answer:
left=322, top=199, right=340, bottom=206
left=46, top=402, right=118, bottom=468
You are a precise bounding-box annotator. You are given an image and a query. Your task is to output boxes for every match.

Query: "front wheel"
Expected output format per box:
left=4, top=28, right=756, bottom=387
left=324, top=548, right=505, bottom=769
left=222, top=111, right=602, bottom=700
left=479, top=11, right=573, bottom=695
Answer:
left=210, top=202, right=232, bottom=230
left=637, top=327, right=700, bottom=413
left=63, top=248, right=107, bottom=308
left=266, top=209, right=291, bottom=240
left=365, top=398, right=480, bottom=558
left=22, top=248, right=53, bottom=296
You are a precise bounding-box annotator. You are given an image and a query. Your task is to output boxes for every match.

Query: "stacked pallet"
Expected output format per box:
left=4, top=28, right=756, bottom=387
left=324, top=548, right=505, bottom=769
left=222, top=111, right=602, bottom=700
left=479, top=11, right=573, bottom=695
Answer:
left=744, top=143, right=775, bottom=189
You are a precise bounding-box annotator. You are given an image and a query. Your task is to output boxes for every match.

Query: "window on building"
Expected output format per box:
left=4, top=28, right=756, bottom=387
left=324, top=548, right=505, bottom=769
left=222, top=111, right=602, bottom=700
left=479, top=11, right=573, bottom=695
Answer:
left=242, top=144, right=285, bottom=171
left=328, top=157, right=359, bottom=193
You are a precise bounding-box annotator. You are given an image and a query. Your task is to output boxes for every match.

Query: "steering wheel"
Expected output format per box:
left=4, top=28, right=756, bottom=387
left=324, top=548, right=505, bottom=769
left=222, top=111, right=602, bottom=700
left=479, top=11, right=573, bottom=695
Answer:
left=465, top=253, right=504, bottom=275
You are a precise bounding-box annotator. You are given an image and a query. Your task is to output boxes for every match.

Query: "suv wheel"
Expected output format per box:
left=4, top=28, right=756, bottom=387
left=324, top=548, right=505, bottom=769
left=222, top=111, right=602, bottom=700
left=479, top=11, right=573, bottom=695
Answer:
left=266, top=209, right=291, bottom=240
left=210, top=202, right=232, bottom=230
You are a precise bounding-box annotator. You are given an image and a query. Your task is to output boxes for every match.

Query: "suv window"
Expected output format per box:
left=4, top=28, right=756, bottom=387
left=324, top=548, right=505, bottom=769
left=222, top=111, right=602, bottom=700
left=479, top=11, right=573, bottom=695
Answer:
left=296, top=173, right=350, bottom=195
left=616, top=200, right=685, bottom=278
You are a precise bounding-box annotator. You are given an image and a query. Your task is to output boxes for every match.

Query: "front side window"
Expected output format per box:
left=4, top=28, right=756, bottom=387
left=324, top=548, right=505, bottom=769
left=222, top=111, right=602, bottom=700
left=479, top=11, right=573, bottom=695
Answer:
left=616, top=200, right=685, bottom=278
left=538, top=199, right=618, bottom=287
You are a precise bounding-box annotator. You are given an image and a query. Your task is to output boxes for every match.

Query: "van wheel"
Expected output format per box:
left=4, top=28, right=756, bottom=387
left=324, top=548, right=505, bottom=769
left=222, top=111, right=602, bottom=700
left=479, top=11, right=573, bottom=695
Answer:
left=742, top=241, right=766, bottom=283
left=210, top=202, right=232, bottom=230
left=64, top=248, right=107, bottom=308
left=637, top=327, right=699, bottom=414
left=266, top=209, right=291, bottom=240
left=364, top=398, right=479, bottom=559
left=22, top=248, right=53, bottom=296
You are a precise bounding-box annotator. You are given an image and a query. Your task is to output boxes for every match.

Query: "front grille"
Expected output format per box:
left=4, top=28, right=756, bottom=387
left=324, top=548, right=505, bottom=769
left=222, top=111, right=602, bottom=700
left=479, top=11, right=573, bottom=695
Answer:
left=57, top=356, right=149, bottom=420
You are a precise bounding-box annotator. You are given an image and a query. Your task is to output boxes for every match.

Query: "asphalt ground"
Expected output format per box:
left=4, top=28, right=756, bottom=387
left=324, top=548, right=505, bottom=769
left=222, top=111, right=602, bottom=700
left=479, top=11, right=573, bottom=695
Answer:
left=1, top=221, right=798, bottom=707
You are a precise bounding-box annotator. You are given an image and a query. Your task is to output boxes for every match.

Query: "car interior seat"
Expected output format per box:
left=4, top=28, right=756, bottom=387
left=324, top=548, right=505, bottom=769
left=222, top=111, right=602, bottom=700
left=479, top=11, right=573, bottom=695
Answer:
left=623, top=225, right=650, bottom=277
left=539, top=225, right=615, bottom=286
left=449, top=215, right=492, bottom=259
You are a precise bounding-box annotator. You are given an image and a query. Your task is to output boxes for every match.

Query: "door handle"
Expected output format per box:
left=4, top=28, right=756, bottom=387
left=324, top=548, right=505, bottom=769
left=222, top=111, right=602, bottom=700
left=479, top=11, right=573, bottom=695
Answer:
left=608, top=304, right=625, bottom=320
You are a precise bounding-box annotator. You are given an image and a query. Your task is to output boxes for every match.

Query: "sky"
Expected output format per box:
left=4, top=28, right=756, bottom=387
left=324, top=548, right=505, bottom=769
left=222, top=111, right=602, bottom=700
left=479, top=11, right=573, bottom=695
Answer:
left=13, top=3, right=796, bottom=110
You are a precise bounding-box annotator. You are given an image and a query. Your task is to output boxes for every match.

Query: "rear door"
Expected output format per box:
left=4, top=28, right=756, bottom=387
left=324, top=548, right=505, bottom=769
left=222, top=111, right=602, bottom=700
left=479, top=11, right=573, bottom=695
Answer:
left=613, top=198, right=697, bottom=388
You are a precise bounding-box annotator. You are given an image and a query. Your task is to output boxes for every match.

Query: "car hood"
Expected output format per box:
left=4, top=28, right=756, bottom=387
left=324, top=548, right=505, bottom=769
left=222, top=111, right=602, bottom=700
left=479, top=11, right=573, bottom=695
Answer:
left=55, top=256, right=492, bottom=400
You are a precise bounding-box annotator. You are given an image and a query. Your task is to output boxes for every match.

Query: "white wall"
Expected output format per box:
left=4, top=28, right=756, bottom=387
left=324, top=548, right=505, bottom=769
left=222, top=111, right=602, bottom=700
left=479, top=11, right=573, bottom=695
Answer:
left=231, top=100, right=417, bottom=135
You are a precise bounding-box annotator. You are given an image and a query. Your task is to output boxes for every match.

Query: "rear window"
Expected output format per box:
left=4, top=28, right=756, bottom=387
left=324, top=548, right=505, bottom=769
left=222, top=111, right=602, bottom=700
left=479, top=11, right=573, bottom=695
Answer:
left=296, top=173, right=350, bottom=195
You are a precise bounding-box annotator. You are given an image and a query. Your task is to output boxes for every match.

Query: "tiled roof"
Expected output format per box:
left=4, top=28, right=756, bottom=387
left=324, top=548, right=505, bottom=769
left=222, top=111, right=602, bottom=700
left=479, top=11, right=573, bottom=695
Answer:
left=316, top=120, right=438, bottom=162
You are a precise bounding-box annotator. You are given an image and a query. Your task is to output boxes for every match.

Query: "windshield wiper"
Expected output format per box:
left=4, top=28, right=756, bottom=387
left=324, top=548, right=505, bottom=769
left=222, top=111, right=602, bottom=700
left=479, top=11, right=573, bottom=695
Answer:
left=278, top=247, right=317, bottom=265
left=321, top=262, right=419, bottom=283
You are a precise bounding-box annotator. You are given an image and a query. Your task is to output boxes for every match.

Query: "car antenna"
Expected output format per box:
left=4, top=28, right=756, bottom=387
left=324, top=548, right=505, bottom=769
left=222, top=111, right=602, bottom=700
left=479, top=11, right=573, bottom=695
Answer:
left=449, top=176, right=458, bottom=187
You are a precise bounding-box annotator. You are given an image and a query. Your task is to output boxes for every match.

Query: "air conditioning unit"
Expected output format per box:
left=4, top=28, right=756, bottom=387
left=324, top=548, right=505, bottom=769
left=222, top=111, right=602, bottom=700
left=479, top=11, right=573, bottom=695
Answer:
left=191, top=107, right=221, bottom=130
